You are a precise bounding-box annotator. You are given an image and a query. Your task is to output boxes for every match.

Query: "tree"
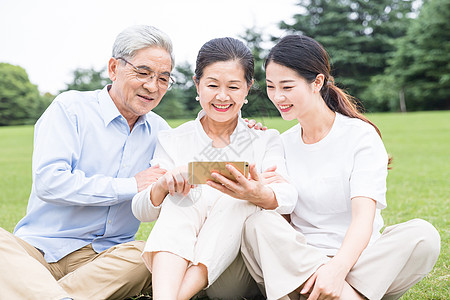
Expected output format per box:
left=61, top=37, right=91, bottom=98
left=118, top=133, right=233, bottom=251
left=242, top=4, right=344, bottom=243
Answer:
left=0, top=63, right=52, bottom=125
left=379, top=0, right=450, bottom=111
left=61, top=67, right=111, bottom=92
left=153, top=62, right=198, bottom=119
left=280, top=0, right=415, bottom=111
left=240, top=27, right=280, bottom=119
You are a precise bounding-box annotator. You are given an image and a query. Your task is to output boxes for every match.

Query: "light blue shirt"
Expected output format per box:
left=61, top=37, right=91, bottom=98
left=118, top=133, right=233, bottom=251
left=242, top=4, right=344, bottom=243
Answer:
left=14, top=85, right=170, bottom=262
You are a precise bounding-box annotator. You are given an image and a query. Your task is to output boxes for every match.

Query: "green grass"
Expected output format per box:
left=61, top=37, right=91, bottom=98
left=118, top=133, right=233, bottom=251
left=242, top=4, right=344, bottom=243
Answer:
left=0, top=111, right=448, bottom=299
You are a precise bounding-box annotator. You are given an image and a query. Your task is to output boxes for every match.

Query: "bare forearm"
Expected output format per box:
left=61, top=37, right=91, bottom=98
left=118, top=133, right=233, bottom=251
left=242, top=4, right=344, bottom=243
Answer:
left=149, top=183, right=168, bottom=207
left=332, top=197, right=376, bottom=274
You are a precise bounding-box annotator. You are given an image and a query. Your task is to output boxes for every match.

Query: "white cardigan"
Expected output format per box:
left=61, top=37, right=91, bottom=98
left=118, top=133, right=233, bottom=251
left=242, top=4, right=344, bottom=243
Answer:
left=132, top=110, right=297, bottom=222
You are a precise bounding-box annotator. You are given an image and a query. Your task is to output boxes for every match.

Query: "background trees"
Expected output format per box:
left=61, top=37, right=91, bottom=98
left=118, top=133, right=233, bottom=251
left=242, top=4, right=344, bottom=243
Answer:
left=279, top=0, right=416, bottom=111
left=0, top=63, right=52, bottom=126
left=1, top=0, right=448, bottom=125
left=60, top=67, right=111, bottom=93
left=374, top=0, right=450, bottom=111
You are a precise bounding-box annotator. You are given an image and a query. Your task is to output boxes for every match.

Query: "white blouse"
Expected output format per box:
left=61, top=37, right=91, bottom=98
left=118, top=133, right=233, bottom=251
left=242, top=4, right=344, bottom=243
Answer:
left=132, top=110, right=297, bottom=223
left=282, top=113, right=389, bottom=256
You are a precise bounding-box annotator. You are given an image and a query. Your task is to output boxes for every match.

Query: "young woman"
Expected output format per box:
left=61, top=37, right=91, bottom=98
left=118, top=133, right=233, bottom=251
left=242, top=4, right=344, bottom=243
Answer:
left=132, top=37, right=296, bottom=299
left=240, top=35, right=441, bottom=300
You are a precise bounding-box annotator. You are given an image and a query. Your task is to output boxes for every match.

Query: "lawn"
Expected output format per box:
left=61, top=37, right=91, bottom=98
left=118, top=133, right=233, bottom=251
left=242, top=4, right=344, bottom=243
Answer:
left=0, top=111, right=448, bottom=299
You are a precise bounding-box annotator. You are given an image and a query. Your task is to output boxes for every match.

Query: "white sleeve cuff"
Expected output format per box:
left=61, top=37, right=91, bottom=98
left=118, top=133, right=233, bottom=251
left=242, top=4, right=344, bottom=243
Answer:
left=131, top=183, right=162, bottom=222
left=268, top=182, right=297, bottom=215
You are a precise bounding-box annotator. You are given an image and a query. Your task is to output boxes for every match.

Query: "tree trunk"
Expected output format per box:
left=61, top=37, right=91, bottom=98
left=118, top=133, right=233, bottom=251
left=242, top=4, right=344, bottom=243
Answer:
left=399, top=87, right=407, bottom=113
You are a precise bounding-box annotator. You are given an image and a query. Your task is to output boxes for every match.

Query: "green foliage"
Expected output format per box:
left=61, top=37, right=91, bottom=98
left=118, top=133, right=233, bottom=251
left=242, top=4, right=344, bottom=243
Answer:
left=279, top=0, right=415, bottom=110
left=61, top=67, right=111, bottom=92
left=379, top=0, right=450, bottom=111
left=153, top=62, right=200, bottom=119
left=240, top=27, right=280, bottom=119
left=0, top=63, right=53, bottom=126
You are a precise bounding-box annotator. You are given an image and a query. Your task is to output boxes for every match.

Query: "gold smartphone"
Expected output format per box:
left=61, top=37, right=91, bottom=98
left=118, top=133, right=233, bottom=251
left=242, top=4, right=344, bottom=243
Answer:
left=188, top=161, right=249, bottom=185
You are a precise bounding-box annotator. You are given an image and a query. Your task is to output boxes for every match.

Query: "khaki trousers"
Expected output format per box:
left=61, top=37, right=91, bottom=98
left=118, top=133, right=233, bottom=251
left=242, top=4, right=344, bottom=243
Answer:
left=0, top=227, right=151, bottom=300
left=241, top=211, right=441, bottom=300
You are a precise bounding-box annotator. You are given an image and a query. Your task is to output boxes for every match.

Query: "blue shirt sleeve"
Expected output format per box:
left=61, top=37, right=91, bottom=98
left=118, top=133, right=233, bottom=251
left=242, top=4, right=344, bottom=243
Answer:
left=32, top=97, right=137, bottom=206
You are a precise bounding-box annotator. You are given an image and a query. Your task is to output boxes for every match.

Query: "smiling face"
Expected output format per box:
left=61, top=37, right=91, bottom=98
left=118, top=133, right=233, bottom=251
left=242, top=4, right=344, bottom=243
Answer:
left=266, top=62, right=316, bottom=121
left=108, top=46, right=172, bottom=126
left=195, top=60, right=250, bottom=124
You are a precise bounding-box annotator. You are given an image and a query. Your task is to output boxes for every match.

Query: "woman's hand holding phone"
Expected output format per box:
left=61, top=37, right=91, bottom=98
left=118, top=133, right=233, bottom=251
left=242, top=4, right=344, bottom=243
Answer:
left=207, top=163, right=278, bottom=210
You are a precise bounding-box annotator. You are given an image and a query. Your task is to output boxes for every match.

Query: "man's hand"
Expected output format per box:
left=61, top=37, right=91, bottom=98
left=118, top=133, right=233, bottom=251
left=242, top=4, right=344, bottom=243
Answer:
left=134, top=164, right=167, bottom=192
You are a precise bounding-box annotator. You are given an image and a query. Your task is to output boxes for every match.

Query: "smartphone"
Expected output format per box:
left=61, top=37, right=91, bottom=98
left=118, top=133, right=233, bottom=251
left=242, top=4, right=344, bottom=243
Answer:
left=188, top=161, right=249, bottom=185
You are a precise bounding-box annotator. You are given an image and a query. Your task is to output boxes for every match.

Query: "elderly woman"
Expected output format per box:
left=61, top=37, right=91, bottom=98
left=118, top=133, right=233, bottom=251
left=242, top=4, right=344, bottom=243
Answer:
left=132, top=37, right=296, bottom=299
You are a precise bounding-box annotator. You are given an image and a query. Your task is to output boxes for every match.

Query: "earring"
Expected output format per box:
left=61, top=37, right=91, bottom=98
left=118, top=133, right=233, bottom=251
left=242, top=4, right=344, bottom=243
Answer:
left=195, top=96, right=199, bottom=101
left=244, top=99, right=248, bottom=104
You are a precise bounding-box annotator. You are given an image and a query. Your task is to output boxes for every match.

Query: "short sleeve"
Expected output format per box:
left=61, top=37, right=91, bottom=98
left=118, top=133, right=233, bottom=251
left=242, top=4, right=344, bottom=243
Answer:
left=350, top=127, right=388, bottom=209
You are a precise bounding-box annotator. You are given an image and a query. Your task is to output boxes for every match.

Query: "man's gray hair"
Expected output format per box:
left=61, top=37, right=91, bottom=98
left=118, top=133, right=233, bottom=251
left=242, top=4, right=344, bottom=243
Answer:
left=112, top=25, right=175, bottom=70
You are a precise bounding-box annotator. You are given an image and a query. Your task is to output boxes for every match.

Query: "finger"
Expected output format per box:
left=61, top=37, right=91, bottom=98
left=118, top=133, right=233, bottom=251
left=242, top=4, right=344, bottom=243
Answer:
left=247, top=119, right=256, bottom=128
left=225, top=164, right=248, bottom=185
left=301, top=272, right=317, bottom=294
left=174, top=172, right=185, bottom=193
left=307, top=288, right=320, bottom=300
left=211, top=171, right=241, bottom=191
left=255, top=122, right=263, bottom=130
left=206, top=180, right=237, bottom=198
left=264, top=165, right=277, bottom=173
left=182, top=179, right=191, bottom=196
left=262, top=126, right=268, bottom=131
left=153, top=169, right=167, bottom=177
left=166, top=175, right=175, bottom=196
left=260, top=173, right=278, bottom=184
left=248, top=163, right=260, bottom=181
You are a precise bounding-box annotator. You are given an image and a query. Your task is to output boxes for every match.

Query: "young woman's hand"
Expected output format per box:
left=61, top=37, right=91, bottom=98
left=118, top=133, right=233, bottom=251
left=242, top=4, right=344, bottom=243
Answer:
left=301, top=259, right=347, bottom=300
left=260, top=165, right=288, bottom=184
left=206, top=163, right=278, bottom=209
left=244, top=118, right=268, bottom=131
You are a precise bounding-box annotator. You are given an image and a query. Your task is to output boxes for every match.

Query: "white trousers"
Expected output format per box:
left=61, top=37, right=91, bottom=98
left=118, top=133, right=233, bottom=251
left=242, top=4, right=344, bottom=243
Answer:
left=241, top=211, right=440, bottom=300
left=143, top=191, right=260, bottom=287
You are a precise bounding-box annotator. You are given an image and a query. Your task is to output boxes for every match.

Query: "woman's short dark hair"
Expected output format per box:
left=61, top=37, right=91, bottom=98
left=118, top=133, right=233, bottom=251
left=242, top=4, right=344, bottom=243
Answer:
left=194, top=37, right=254, bottom=86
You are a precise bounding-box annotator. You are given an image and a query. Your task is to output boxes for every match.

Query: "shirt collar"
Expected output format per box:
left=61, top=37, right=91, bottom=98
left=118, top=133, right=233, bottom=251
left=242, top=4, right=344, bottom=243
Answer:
left=98, top=85, right=151, bottom=128
left=194, top=109, right=246, bottom=144
left=99, top=85, right=122, bottom=126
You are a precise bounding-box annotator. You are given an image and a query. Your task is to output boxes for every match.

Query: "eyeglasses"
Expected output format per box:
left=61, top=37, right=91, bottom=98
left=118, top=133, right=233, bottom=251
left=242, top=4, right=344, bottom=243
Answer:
left=117, top=57, right=175, bottom=90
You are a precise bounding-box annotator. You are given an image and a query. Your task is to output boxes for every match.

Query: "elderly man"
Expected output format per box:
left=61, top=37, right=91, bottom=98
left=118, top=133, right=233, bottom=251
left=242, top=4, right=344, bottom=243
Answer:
left=0, top=25, right=173, bottom=299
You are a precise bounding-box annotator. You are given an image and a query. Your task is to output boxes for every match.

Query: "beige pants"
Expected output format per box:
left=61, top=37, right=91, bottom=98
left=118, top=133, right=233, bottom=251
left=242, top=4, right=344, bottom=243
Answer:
left=0, top=227, right=151, bottom=300
left=241, top=211, right=441, bottom=300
